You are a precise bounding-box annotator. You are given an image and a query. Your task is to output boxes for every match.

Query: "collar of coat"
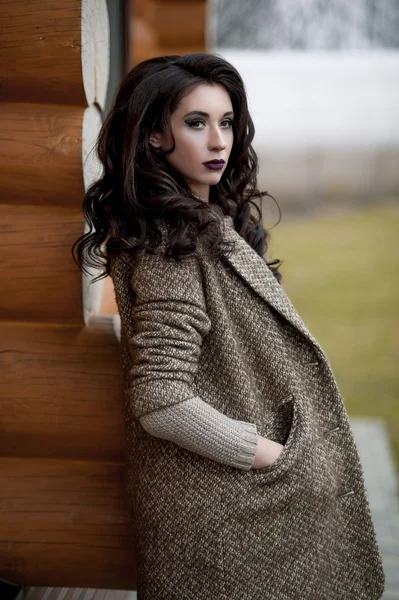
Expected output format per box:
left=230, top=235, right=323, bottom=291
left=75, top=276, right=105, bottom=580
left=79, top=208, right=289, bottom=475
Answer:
left=221, top=215, right=325, bottom=359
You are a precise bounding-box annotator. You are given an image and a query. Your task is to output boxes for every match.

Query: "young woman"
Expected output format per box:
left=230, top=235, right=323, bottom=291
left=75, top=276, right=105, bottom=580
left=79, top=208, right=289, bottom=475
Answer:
left=72, top=53, right=385, bottom=600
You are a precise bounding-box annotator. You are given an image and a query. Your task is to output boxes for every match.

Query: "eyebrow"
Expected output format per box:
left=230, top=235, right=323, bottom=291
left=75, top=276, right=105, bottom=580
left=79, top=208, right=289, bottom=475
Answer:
left=183, top=110, right=235, bottom=118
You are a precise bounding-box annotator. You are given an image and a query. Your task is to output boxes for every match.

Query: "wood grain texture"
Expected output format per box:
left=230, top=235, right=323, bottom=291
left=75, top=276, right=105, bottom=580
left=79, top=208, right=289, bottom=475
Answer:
left=1, top=204, right=84, bottom=323
left=0, top=457, right=136, bottom=588
left=0, top=0, right=109, bottom=108
left=151, top=2, right=206, bottom=47
left=129, top=0, right=207, bottom=66
left=0, top=0, right=84, bottom=106
left=0, top=316, right=126, bottom=462
left=0, top=103, right=84, bottom=205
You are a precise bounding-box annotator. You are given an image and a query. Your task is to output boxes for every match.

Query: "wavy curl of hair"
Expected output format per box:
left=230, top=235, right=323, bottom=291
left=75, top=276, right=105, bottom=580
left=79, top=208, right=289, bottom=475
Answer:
left=72, top=52, right=283, bottom=284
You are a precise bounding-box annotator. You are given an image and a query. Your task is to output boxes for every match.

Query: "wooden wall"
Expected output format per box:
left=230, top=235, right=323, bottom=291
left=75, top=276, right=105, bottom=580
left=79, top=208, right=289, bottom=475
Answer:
left=128, top=0, right=207, bottom=67
left=0, top=0, right=207, bottom=589
left=0, top=0, right=135, bottom=589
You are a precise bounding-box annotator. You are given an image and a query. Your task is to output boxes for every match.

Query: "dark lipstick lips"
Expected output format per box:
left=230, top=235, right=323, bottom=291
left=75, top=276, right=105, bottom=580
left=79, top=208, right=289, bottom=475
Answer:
left=203, top=159, right=225, bottom=165
left=203, top=160, right=225, bottom=171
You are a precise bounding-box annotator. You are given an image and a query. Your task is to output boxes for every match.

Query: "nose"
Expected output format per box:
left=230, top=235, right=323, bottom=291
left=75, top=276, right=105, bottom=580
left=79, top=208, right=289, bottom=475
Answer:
left=208, top=125, right=227, bottom=151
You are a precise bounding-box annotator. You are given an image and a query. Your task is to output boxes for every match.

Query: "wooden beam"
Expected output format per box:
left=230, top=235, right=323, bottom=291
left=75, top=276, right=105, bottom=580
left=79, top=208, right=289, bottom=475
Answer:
left=0, top=204, right=84, bottom=323
left=0, top=317, right=126, bottom=463
left=0, top=0, right=109, bottom=109
left=0, top=457, right=136, bottom=588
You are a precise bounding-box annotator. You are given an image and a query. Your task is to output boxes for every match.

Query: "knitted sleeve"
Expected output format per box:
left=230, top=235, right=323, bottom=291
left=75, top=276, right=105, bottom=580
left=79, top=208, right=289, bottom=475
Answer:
left=139, top=395, right=259, bottom=471
left=126, top=220, right=212, bottom=419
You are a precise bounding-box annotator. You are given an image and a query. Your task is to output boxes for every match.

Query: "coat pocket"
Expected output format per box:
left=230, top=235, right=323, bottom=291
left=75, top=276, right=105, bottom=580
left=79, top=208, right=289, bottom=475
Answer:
left=251, top=394, right=299, bottom=478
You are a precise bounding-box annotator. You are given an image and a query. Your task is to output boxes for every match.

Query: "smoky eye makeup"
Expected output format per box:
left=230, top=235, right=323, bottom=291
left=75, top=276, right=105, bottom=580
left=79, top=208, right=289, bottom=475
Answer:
left=184, top=118, right=200, bottom=127
left=183, top=110, right=235, bottom=126
left=184, top=117, right=235, bottom=128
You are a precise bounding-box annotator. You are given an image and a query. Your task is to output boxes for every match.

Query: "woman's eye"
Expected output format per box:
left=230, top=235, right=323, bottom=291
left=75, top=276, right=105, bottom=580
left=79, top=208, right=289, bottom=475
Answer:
left=187, top=119, right=234, bottom=128
left=189, top=120, right=204, bottom=128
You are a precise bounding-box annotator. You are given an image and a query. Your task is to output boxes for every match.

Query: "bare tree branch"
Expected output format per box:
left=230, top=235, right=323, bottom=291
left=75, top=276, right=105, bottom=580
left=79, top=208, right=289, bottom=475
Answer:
left=211, top=0, right=399, bottom=49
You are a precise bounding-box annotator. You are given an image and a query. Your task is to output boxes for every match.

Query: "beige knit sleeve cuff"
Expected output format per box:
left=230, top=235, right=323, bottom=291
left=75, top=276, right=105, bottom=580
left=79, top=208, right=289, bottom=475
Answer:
left=139, top=395, right=259, bottom=471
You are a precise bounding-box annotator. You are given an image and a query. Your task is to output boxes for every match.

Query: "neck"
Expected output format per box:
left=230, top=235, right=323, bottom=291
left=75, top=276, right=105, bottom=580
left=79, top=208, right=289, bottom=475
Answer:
left=191, top=188, right=209, bottom=203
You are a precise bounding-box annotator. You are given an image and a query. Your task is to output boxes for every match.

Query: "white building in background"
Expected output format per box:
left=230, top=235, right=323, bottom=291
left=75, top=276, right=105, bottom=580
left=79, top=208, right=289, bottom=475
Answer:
left=214, top=50, right=399, bottom=213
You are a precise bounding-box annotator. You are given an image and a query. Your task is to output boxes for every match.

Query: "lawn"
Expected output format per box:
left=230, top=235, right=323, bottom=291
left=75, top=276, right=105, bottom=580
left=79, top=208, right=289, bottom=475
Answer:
left=266, top=201, right=399, bottom=473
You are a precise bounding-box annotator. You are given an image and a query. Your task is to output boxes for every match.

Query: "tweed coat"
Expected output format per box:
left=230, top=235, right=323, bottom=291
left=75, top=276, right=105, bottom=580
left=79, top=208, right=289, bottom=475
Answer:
left=110, top=214, right=385, bottom=600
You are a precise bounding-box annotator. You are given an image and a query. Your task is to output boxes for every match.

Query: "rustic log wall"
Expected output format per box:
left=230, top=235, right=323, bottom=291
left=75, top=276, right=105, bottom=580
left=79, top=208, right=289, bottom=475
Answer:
left=128, top=0, right=207, bottom=67
left=0, top=0, right=136, bottom=589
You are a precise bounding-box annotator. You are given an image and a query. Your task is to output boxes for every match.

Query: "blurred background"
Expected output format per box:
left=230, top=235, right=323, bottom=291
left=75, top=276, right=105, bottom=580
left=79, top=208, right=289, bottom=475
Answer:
left=1, top=0, right=398, bottom=597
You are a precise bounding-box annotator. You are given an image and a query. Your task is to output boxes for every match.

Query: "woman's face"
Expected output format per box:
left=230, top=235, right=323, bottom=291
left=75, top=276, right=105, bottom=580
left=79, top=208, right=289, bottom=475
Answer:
left=150, top=83, right=234, bottom=200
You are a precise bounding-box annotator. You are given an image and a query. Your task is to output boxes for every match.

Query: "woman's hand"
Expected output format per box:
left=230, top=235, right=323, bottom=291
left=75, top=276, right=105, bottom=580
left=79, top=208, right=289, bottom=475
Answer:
left=251, top=435, right=284, bottom=469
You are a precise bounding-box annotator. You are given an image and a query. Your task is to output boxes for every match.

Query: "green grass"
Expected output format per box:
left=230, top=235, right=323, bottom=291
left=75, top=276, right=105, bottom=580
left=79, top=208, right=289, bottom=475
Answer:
left=266, top=202, right=399, bottom=472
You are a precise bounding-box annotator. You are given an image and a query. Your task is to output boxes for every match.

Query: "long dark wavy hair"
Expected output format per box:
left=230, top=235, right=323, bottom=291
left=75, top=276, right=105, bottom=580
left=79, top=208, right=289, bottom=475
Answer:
left=72, top=52, right=283, bottom=284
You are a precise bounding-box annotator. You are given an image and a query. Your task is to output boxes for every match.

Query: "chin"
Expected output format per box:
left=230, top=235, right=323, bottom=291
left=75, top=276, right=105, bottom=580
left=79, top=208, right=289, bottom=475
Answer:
left=203, top=172, right=223, bottom=181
